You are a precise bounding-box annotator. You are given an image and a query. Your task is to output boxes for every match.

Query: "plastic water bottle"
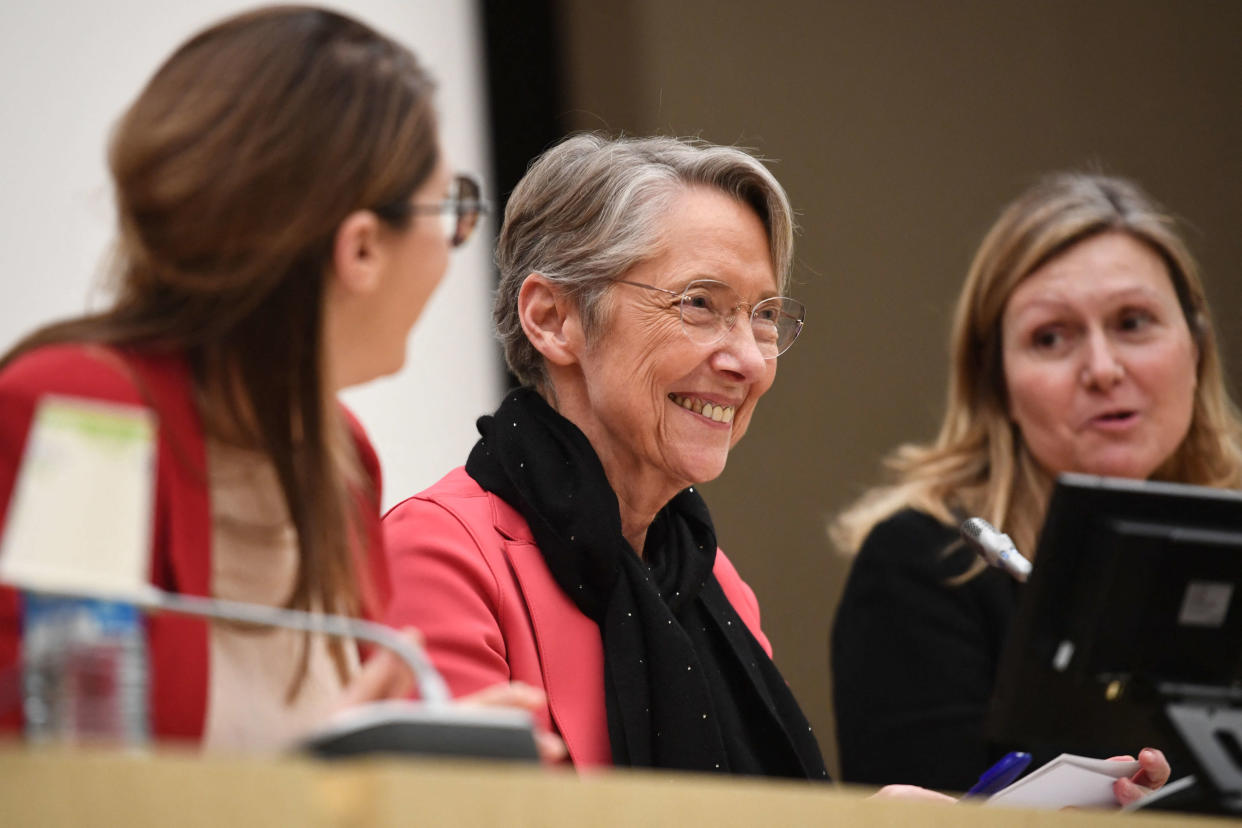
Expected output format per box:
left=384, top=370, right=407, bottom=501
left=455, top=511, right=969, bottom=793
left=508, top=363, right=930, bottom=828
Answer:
left=21, top=593, right=149, bottom=746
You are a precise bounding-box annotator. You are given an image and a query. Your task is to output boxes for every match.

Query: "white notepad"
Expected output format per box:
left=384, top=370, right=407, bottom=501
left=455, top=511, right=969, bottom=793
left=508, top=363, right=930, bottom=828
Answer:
left=985, top=753, right=1140, bottom=810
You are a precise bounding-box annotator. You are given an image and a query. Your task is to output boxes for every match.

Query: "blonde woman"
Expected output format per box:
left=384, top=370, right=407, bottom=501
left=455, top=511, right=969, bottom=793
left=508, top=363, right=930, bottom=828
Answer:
left=829, top=173, right=1234, bottom=794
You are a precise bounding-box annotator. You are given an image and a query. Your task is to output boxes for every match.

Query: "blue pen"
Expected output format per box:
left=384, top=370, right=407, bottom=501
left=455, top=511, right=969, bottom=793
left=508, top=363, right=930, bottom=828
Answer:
left=964, top=751, right=1032, bottom=797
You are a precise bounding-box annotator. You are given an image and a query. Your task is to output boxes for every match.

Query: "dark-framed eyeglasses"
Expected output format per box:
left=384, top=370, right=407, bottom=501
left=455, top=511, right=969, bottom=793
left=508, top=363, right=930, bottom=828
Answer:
left=615, top=278, right=805, bottom=358
left=374, top=173, right=487, bottom=248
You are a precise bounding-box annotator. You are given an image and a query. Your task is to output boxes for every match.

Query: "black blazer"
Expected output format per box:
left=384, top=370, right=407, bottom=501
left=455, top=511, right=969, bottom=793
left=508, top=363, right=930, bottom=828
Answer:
left=831, top=509, right=1019, bottom=791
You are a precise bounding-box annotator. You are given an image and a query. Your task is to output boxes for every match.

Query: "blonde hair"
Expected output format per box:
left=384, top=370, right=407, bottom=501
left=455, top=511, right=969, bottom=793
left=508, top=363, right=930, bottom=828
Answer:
left=832, top=172, right=1242, bottom=561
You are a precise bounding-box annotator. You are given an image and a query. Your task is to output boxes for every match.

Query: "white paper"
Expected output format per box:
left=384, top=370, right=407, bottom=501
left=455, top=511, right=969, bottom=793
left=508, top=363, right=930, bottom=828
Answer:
left=985, top=753, right=1140, bottom=810
left=0, top=395, right=158, bottom=601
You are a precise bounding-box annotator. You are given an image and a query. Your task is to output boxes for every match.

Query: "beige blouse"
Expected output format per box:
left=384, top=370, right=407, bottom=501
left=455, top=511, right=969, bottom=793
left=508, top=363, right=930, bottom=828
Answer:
left=200, top=440, right=357, bottom=753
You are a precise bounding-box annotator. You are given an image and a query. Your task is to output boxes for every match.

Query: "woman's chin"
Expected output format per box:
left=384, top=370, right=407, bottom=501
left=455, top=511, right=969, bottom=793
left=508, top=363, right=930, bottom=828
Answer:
left=1074, top=458, right=1162, bottom=481
left=676, top=456, right=729, bottom=488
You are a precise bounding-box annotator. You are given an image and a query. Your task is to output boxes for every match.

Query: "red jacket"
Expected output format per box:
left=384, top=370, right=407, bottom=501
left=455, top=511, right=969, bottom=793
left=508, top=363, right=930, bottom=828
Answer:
left=382, top=466, right=772, bottom=768
left=0, top=344, right=387, bottom=740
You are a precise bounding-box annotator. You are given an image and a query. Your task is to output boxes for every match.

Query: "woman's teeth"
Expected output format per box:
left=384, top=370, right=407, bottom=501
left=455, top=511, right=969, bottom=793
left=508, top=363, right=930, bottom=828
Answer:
left=669, top=393, right=735, bottom=423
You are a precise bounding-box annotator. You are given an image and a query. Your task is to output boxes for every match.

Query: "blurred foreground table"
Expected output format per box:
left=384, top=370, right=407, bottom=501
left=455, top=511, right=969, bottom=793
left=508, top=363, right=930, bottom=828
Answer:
left=0, top=747, right=1229, bottom=827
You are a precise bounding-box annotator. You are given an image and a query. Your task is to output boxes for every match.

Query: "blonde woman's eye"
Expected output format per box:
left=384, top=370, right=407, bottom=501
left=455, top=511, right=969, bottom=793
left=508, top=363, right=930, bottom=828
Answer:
left=1031, top=327, right=1063, bottom=350
left=1119, top=309, right=1155, bottom=332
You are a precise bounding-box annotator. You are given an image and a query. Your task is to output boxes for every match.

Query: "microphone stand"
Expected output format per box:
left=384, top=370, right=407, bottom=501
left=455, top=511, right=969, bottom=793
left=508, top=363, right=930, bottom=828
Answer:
left=143, top=589, right=451, bottom=706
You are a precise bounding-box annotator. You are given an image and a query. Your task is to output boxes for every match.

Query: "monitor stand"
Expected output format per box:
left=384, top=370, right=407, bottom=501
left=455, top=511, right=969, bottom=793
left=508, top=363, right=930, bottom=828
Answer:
left=1136, top=692, right=1242, bottom=815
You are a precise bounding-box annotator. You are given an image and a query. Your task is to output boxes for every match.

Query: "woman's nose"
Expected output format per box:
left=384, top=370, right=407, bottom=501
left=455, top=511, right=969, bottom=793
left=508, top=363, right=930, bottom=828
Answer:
left=1080, top=331, right=1125, bottom=388
left=712, top=315, right=768, bottom=380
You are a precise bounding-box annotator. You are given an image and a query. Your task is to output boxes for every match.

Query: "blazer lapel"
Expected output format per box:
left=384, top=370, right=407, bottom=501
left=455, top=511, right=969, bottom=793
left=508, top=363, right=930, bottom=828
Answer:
left=492, top=496, right=611, bottom=766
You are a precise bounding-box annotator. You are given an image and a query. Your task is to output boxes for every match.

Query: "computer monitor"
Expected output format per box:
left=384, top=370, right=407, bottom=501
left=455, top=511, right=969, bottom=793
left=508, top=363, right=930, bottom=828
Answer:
left=988, top=473, right=1242, bottom=759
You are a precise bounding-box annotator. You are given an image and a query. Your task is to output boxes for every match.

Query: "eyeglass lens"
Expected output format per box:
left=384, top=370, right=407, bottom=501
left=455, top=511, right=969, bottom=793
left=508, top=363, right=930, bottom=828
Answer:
left=375, top=173, right=486, bottom=248
left=446, top=174, right=483, bottom=248
left=679, top=280, right=804, bottom=357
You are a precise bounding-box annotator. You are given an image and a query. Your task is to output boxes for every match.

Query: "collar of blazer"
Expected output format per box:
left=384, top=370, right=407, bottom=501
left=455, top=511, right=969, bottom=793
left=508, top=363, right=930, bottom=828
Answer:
left=488, top=490, right=612, bottom=767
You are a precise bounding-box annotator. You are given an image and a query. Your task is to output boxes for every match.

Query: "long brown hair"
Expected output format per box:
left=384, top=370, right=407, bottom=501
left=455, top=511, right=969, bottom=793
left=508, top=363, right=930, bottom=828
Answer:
left=832, top=172, right=1242, bottom=562
left=2, top=6, right=439, bottom=686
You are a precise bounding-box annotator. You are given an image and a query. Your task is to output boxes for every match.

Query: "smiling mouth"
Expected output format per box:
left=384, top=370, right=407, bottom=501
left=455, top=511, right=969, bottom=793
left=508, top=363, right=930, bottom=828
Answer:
left=669, top=393, right=736, bottom=424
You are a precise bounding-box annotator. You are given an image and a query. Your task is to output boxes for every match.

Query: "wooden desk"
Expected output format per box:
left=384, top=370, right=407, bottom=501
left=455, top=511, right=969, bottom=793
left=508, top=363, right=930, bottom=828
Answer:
left=0, top=748, right=1229, bottom=827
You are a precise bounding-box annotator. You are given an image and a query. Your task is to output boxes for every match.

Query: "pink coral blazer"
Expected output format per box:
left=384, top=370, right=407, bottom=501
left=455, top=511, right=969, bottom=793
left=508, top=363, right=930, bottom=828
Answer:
left=382, top=466, right=773, bottom=768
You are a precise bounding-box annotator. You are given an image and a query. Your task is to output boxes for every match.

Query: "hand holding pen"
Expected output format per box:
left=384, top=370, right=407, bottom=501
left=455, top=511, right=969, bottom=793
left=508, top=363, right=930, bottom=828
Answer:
left=963, top=751, right=1032, bottom=798
left=865, top=751, right=1030, bottom=804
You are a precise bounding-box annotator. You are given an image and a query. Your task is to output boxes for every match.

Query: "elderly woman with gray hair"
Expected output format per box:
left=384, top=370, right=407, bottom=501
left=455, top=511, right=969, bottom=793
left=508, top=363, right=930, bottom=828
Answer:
left=382, top=134, right=825, bottom=778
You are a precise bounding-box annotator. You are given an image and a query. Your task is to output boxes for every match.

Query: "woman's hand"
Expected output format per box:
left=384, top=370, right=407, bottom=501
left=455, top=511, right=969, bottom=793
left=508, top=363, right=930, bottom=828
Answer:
left=1111, top=748, right=1171, bottom=807
left=456, top=681, right=568, bottom=763
left=336, top=628, right=424, bottom=708
left=866, top=748, right=1169, bottom=808
left=869, top=785, right=956, bottom=803
left=337, top=628, right=567, bottom=763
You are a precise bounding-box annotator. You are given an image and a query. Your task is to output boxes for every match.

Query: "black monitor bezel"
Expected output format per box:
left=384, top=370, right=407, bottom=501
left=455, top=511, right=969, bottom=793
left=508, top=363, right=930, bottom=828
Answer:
left=987, top=473, right=1242, bottom=756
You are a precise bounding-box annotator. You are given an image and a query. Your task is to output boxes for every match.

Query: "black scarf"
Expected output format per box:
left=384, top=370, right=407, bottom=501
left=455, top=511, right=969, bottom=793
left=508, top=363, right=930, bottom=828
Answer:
left=465, top=388, right=828, bottom=779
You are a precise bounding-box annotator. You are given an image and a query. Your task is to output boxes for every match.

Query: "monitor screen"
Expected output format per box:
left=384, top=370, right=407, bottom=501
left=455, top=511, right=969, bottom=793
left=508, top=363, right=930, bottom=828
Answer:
left=988, top=474, right=1242, bottom=757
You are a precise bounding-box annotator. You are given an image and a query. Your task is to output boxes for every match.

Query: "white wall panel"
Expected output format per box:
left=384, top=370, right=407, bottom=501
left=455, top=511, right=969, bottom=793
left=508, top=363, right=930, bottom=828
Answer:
left=0, top=1, right=501, bottom=509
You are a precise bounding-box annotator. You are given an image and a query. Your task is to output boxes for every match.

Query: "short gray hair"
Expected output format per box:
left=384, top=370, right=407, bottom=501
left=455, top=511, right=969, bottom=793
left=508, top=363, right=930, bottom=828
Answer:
left=494, top=133, right=795, bottom=388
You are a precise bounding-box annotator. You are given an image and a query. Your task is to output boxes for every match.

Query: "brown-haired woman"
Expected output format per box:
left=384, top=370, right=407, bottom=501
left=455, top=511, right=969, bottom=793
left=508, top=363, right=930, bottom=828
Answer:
left=829, top=172, right=1227, bottom=796
left=0, top=5, right=533, bottom=751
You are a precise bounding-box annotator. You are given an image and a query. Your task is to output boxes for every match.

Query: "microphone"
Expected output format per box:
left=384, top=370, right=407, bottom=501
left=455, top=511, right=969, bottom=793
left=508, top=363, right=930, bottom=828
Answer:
left=145, top=590, right=540, bottom=760
left=960, top=517, right=1033, bottom=582
left=143, top=589, right=451, bottom=706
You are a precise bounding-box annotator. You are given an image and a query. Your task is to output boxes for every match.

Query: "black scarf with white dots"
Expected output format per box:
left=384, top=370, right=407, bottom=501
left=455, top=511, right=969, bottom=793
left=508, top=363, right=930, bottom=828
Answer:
left=465, top=387, right=828, bottom=779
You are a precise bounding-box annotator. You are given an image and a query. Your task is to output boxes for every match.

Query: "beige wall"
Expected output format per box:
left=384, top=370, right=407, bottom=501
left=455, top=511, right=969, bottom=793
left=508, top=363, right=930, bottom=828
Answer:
left=557, top=0, right=1242, bottom=776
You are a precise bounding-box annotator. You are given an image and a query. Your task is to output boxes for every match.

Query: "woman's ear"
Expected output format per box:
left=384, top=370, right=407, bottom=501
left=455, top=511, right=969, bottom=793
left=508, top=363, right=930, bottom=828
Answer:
left=518, top=273, right=583, bottom=367
left=332, top=210, right=385, bottom=295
